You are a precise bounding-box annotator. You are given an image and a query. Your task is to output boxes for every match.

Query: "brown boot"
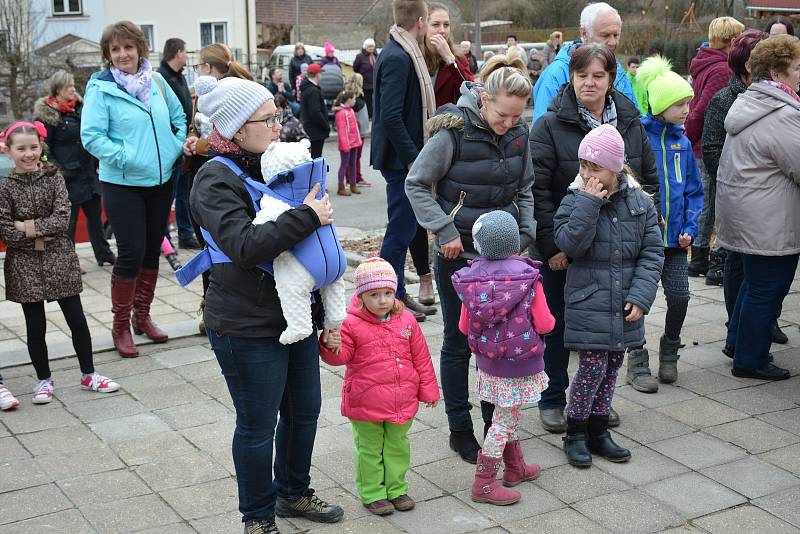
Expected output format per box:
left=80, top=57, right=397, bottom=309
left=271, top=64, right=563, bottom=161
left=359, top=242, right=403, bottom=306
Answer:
left=401, top=293, right=437, bottom=316
left=132, top=269, right=168, bottom=343
left=198, top=298, right=206, bottom=336
left=349, top=181, right=361, bottom=194
left=418, top=273, right=435, bottom=305
left=111, top=275, right=139, bottom=358
left=337, top=184, right=350, bottom=196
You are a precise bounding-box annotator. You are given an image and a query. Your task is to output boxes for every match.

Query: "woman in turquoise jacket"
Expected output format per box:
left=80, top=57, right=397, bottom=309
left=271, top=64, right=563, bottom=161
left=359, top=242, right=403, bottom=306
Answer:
left=81, top=21, right=186, bottom=358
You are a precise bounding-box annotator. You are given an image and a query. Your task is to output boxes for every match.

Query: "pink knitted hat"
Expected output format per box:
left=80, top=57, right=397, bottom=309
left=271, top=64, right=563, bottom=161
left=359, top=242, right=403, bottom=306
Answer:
left=324, top=42, right=335, bottom=55
left=578, top=124, right=625, bottom=173
left=354, top=257, right=397, bottom=295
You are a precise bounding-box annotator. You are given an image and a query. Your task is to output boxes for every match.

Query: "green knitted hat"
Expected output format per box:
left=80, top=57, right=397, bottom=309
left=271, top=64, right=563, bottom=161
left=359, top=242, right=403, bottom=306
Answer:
left=636, top=55, right=694, bottom=116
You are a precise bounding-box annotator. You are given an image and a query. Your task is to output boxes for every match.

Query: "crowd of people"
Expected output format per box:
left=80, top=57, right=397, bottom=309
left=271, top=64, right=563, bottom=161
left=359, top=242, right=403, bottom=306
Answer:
left=0, top=2, right=799, bottom=533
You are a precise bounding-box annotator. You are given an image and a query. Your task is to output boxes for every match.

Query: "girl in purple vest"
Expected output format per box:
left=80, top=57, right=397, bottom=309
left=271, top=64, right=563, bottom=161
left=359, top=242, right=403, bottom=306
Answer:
left=452, top=211, right=555, bottom=506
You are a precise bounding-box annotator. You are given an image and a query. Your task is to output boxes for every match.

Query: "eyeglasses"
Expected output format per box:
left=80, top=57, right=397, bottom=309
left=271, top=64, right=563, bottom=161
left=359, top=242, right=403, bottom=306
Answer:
left=192, top=63, right=209, bottom=72
left=246, top=112, right=284, bottom=128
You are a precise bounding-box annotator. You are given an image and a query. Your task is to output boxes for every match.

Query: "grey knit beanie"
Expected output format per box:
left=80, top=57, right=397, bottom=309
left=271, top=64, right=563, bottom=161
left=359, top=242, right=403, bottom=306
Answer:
left=472, top=210, right=520, bottom=260
left=195, top=76, right=273, bottom=139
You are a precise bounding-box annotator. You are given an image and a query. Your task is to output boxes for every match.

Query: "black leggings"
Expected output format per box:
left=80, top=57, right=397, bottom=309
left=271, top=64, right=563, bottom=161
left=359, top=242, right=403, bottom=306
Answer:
left=409, top=225, right=431, bottom=276
left=68, top=196, right=115, bottom=263
left=102, top=180, right=174, bottom=278
left=309, top=139, right=325, bottom=159
left=22, top=295, right=93, bottom=380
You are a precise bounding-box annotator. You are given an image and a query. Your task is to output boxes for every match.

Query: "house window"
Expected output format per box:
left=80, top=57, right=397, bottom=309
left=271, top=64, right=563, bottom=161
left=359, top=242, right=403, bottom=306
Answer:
left=52, top=0, right=82, bottom=15
left=139, top=24, right=155, bottom=52
left=200, top=22, right=227, bottom=47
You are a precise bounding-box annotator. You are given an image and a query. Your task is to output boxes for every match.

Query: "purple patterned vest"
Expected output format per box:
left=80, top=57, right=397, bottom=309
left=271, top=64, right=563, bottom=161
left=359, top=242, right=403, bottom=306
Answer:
left=452, top=256, right=546, bottom=378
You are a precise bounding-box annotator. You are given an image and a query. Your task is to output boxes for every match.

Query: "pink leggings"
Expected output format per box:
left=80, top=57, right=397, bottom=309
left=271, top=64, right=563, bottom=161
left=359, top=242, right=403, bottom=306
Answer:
left=483, top=405, right=522, bottom=458
left=339, top=149, right=357, bottom=185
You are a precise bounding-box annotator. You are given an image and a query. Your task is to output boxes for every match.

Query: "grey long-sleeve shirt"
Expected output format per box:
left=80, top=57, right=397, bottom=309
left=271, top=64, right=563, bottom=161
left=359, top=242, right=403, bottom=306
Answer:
left=405, top=127, right=536, bottom=260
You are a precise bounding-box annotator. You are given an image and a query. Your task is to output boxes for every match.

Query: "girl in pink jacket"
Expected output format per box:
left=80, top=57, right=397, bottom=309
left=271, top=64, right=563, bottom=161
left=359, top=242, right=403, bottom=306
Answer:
left=333, top=90, right=363, bottom=197
left=321, top=257, right=439, bottom=516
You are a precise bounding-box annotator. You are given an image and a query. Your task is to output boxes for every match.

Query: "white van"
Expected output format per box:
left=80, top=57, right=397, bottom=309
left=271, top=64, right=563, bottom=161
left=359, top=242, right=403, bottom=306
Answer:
left=267, top=44, right=326, bottom=82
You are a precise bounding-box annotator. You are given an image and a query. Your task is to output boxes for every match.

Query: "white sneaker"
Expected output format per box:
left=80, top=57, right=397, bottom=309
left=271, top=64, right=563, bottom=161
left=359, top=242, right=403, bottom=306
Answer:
left=32, top=378, right=54, bottom=404
left=0, top=385, right=19, bottom=410
left=80, top=373, right=120, bottom=393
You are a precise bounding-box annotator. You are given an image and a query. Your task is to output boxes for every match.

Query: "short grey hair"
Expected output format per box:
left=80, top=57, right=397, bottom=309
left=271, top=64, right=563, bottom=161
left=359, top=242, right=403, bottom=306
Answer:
left=580, top=2, right=621, bottom=37
left=48, top=70, right=75, bottom=97
left=363, top=38, right=375, bottom=49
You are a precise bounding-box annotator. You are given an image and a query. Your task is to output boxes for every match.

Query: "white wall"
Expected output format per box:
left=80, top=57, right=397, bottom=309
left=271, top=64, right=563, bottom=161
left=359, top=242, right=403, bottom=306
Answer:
left=33, top=0, right=106, bottom=47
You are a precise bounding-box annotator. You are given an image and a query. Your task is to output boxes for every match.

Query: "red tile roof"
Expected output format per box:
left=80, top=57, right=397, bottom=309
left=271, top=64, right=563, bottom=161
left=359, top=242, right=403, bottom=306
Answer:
left=256, top=0, right=379, bottom=25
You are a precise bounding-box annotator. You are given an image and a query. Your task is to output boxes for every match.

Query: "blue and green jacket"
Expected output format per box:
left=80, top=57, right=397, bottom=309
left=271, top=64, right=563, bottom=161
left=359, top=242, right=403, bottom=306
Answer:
left=81, top=69, right=186, bottom=187
left=641, top=114, right=704, bottom=249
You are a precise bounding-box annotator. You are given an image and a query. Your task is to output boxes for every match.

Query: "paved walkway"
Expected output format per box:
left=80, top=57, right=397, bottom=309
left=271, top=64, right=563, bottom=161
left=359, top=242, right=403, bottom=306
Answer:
left=1, top=260, right=800, bottom=532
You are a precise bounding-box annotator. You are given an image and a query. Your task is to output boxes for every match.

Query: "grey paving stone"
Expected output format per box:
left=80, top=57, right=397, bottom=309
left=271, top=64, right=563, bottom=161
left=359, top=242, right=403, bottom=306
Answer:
left=704, top=418, right=800, bottom=454
left=15, top=422, right=104, bottom=456
left=754, top=485, right=800, bottom=528
left=503, top=507, right=612, bottom=534
left=408, top=428, right=458, bottom=467
left=286, top=488, right=372, bottom=531
left=612, top=409, right=694, bottom=444
left=133, top=523, right=197, bottom=534
left=35, top=445, right=125, bottom=480
left=517, top=436, right=571, bottom=469
left=159, top=477, right=238, bottom=520
left=180, top=420, right=235, bottom=452
left=413, top=455, right=476, bottom=493
left=676, top=344, right=731, bottom=369
left=90, top=413, right=172, bottom=444
left=642, top=472, right=747, bottom=519
left=614, top=384, right=698, bottom=409
left=656, top=397, right=749, bottom=428
left=759, top=443, right=800, bottom=476
left=150, top=345, right=214, bottom=368
left=88, top=355, right=164, bottom=379
left=0, top=508, right=96, bottom=534
left=191, top=511, right=300, bottom=534
left=191, top=377, right=231, bottom=402
left=133, top=382, right=210, bottom=410
left=702, top=456, right=800, bottom=499
left=0, top=399, right=81, bottom=434
left=759, top=375, right=800, bottom=405
left=0, top=437, right=31, bottom=462
left=67, top=394, right=149, bottom=423
left=57, top=468, right=151, bottom=506
left=0, top=484, right=72, bottom=526
left=676, top=368, right=749, bottom=395
left=0, top=458, right=53, bottom=493
left=454, top=481, right=565, bottom=524
left=153, top=399, right=232, bottom=431
left=692, top=504, right=800, bottom=534
left=112, top=430, right=197, bottom=467
left=54, top=383, right=126, bottom=406
left=574, top=489, right=684, bottom=533
left=300, top=515, right=403, bottom=534
left=119, top=369, right=186, bottom=395
left=649, top=432, right=747, bottom=470
left=135, top=451, right=229, bottom=491
left=80, top=493, right=182, bottom=534
left=171, top=359, right=221, bottom=382
left=709, top=387, right=797, bottom=415
left=0, top=423, right=9, bottom=439
left=757, top=408, right=800, bottom=436
left=594, top=445, right=689, bottom=486
left=534, top=464, right=630, bottom=504
left=386, top=495, right=495, bottom=534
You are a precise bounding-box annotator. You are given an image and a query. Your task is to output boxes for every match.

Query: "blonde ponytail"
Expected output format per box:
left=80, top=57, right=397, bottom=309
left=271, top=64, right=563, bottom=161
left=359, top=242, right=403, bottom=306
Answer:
left=479, top=47, right=531, bottom=99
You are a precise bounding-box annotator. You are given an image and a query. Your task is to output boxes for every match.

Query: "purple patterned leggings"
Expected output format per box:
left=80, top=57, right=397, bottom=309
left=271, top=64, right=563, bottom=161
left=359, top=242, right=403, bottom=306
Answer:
left=566, top=350, right=625, bottom=421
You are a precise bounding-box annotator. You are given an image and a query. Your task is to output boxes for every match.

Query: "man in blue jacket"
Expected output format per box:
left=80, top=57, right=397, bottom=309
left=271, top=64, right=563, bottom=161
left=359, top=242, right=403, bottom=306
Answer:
left=531, top=2, right=638, bottom=126
left=371, top=0, right=436, bottom=321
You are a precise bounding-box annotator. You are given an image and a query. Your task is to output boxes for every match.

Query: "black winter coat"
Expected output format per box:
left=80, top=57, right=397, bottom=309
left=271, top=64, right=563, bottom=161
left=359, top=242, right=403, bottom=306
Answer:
left=158, top=60, right=193, bottom=132
left=529, top=85, right=660, bottom=260
left=701, top=76, right=747, bottom=182
left=34, top=97, right=100, bottom=205
left=189, top=155, right=323, bottom=337
left=352, top=50, right=377, bottom=90
left=290, top=54, right=313, bottom=87
left=299, top=78, right=330, bottom=142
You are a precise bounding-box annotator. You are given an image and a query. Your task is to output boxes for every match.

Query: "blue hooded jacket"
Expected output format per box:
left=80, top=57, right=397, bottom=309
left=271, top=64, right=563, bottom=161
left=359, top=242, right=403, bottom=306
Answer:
left=531, top=40, right=638, bottom=127
left=641, top=114, right=704, bottom=249
left=81, top=69, right=186, bottom=187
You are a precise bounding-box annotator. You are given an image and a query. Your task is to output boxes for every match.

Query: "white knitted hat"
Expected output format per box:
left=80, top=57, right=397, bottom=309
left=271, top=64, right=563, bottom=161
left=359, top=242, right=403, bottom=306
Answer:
left=195, top=76, right=273, bottom=139
left=261, top=139, right=312, bottom=182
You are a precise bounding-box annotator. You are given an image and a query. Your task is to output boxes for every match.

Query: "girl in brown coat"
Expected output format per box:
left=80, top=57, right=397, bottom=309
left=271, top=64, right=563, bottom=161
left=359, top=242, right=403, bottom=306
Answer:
left=0, top=121, right=119, bottom=405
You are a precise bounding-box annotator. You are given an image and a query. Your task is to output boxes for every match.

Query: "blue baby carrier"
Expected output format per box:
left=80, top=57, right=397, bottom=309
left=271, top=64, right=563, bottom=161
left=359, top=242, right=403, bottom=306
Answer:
left=176, top=156, right=347, bottom=291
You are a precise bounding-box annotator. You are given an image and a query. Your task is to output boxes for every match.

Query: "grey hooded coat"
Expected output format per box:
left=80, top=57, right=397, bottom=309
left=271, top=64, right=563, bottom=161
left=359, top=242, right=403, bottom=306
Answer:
left=554, top=174, right=664, bottom=351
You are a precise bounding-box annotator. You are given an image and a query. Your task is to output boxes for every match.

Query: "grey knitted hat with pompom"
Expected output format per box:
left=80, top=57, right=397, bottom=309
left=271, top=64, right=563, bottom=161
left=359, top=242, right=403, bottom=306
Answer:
left=195, top=75, right=272, bottom=140
left=472, top=210, right=520, bottom=260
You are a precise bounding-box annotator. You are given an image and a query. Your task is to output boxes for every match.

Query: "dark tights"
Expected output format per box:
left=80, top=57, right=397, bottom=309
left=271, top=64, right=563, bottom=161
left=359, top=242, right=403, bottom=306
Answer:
left=409, top=226, right=431, bottom=277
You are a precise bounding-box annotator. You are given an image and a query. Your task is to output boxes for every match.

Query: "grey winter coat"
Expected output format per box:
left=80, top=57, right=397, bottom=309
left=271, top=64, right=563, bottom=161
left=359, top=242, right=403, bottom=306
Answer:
left=554, top=174, right=663, bottom=351
left=716, top=82, right=800, bottom=256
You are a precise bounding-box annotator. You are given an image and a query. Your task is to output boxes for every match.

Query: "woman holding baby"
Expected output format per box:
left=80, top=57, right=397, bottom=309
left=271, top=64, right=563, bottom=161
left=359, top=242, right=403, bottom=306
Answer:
left=189, top=75, right=344, bottom=533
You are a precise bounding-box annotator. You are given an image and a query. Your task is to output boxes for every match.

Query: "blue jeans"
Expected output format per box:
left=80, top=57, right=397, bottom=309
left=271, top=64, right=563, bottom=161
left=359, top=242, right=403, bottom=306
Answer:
left=379, top=170, right=419, bottom=298
left=723, top=250, right=744, bottom=321
left=172, top=166, right=195, bottom=242
left=726, top=254, right=798, bottom=370
left=208, top=330, right=322, bottom=521
left=538, top=262, right=569, bottom=410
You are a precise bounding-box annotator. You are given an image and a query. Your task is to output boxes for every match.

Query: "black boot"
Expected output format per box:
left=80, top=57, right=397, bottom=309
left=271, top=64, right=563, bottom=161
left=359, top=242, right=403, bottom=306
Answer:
left=587, top=415, right=631, bottom=463
left=562, top=418, right=592, bottom=467
left=705, top=250, right=725, bottom=286
left=687, top=246, right=709, bottom=277
left=772, top=322, right=789, bottom=344
left=449, top=430, right=480, bottom=464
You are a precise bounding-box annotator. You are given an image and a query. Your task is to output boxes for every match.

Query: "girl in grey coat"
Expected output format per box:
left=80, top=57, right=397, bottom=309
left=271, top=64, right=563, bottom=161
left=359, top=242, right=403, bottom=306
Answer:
left=553, top=125, right=663, bottom=468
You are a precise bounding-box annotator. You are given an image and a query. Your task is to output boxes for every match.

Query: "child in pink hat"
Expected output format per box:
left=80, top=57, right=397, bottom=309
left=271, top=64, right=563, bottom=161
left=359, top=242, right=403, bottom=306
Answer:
left=553, top=124, right=664, bottom=468
left=320, top=42, right=340, bottom=67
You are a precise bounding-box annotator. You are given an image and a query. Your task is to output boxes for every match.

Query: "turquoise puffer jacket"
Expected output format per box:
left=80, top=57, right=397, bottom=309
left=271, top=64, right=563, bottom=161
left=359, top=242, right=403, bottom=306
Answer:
left=81, top=69, right=186, bottom=187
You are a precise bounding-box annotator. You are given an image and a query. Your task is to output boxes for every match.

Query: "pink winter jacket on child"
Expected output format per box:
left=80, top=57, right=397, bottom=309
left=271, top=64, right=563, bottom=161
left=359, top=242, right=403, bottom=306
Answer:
left=335, top=107, right=363, bottom=152
left=320, top=295, right=440, bottom=424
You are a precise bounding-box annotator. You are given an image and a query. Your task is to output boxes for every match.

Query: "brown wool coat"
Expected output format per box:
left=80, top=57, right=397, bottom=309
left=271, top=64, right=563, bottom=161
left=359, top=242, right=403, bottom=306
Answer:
left=0, top=168, right=82, bottom=303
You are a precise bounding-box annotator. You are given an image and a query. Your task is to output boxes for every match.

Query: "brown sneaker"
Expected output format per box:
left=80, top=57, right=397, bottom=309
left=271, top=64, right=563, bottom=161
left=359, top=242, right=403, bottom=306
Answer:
left=337, top=184, right=350, bottom=196
left=390, top=495, right=415, bottom=511
left=364, top=499, right=394, bottom=516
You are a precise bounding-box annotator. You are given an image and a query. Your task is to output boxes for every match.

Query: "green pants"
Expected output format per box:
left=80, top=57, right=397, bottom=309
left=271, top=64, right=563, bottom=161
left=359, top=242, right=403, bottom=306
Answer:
left=350, top=419, right=413, bottom=504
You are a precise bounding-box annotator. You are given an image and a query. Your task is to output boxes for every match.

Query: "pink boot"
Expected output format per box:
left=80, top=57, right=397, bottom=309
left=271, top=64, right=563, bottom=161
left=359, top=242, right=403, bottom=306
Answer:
left=502, top=440, right=541, bottom=487
left=471, top=451, right=521, bottom=506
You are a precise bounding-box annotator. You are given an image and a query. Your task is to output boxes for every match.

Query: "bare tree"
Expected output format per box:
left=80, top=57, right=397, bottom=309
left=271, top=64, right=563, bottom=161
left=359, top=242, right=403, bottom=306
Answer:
left=0, top=0, right=49, bottom=119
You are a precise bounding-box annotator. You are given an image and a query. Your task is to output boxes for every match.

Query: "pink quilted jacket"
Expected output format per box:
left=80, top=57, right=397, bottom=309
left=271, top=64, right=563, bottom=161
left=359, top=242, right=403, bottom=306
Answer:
left=334, top=107, right=363, bottom=152
left=320, top=295, right=440, bottom=424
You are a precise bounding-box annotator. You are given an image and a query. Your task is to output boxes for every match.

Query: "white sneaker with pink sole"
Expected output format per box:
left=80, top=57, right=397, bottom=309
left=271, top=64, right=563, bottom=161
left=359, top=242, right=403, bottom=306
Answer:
left=80, top=373, right=120, bottom=393
left=0, top=385, right=19, bottom=410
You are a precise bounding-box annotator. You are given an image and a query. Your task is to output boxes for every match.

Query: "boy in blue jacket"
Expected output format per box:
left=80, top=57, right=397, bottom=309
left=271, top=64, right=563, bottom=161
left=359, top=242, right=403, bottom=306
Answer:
left=633, top=56, right=704, bottom=388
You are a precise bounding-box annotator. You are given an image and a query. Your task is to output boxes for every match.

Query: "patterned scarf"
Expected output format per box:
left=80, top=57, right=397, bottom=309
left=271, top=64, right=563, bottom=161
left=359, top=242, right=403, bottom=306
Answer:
left=46, top=96, right=77, bottom=113
left=577, top=95, right=618, bottom=130
left=207, top=127, right=262, bottom=178
left=762, top=80, right=800, bottom=103
left=111, top=59, right=153, bottom=108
